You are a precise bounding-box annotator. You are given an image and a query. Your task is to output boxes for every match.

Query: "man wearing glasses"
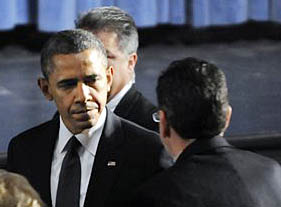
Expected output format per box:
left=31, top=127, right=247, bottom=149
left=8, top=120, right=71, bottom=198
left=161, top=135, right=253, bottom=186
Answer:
left=132, top=57, right=281, bottom=207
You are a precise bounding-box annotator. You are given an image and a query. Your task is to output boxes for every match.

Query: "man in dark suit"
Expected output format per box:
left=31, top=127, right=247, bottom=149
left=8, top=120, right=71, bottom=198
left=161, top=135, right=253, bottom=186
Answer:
left=7, top=29, right=169, bottom=207
left=131, top=57, right=281, bottom=207
left=75, top=6, right=158, bottom=132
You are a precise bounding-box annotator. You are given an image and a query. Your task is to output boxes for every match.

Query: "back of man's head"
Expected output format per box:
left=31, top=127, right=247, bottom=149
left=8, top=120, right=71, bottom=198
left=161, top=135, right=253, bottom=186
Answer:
left=0, top=170, right=45, bottom=207
left=157, top=57, right=229, bottom=139
left=75, top=6, right=138, bottom=55
left=40, top=29, right=107, bottom=79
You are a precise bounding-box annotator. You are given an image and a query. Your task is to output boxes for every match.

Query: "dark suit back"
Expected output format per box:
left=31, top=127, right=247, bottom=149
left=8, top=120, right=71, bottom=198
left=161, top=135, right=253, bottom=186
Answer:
left=114, top=85, right=158, bottom=132
left=132, top=137, right=281, bottom=207
left=7, top=110, right=169, bottom=207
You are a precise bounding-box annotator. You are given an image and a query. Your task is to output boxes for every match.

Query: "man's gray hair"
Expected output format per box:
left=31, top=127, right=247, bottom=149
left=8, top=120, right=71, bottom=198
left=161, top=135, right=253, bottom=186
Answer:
left=76, top=6, right=139, bottom=55
left=41, top=29, right=108, bottom=79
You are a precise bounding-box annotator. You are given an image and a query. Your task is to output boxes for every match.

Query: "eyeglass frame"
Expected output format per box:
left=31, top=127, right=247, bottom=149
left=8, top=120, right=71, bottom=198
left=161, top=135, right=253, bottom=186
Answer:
left=152, top=111, right=160, bottom=123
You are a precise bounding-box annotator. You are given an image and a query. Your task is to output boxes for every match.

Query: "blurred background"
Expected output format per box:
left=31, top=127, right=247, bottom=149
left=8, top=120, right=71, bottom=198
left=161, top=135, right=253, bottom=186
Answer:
left=0, top=0, right=281, bottom=152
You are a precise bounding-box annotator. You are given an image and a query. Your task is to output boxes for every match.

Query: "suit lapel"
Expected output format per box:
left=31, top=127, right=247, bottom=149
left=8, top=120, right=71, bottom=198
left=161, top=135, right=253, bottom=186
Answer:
left=84, top=110, right=125, bottom=207
left=31, top=117, right=59, bottom=206
left=114, top=85, right=139, bottom=118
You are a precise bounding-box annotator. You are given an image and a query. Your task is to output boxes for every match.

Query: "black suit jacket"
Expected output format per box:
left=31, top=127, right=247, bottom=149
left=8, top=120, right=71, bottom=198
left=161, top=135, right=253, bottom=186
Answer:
left=132, top=137, right=281, bottom=207
left=114, top=84, right=158, bottom=132
left=7, top=110, right=169, bottom=207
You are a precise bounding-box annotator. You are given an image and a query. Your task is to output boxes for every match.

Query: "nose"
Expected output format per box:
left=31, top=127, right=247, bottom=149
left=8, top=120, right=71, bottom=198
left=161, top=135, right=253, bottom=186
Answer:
left=75, top=82, right=91, bottom=103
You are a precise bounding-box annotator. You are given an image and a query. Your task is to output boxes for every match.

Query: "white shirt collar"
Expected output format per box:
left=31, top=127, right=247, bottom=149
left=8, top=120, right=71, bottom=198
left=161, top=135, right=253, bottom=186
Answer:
left=107, top=80, right=133, bottom=112
left=57, top=108, right=107, bottom=156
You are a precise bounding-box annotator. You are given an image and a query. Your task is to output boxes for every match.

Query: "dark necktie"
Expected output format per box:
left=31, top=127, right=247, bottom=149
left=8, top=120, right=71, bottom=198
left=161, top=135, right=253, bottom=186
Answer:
left=56, top=136, right=81, bottom=207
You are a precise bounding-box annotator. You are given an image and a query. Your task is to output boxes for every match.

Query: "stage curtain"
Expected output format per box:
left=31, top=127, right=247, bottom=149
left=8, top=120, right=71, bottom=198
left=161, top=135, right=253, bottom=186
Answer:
left=0, top=0, right=280, bottom=32
left=192, top=0, right=281, bottom=27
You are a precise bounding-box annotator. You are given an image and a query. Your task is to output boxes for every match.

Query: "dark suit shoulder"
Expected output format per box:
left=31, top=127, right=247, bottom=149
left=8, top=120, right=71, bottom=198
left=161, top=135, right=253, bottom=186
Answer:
left=8, top=118, right=58, bottom=171
left=133, top=89, right=157, bottom=112
left=10, top=118, right=57, bottom=144
left=117, top=115, right=173, bottom=168
left=115, top=86, right=159, bottom=132
left=131, top=168, right=201, bottom=207
left=118, top=116, right=161, bottom=146
left=126, top=89, right=158, bottom=130
left=133, top=145, right=281, bottom=207
left=227, top=147, right=281, bottom=174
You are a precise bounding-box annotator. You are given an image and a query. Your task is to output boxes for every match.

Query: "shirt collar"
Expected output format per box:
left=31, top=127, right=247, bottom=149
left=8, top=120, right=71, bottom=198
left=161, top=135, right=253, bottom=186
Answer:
left=107, top=80, right=133, bottom=112
left=57, top=108, right=107, bottom=156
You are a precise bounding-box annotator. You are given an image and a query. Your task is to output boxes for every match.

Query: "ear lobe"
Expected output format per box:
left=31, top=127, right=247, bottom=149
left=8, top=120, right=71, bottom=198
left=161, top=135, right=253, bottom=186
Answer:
left=128, top=53, right=137, bottom=71
left=38, top=78, right=53, bottom=101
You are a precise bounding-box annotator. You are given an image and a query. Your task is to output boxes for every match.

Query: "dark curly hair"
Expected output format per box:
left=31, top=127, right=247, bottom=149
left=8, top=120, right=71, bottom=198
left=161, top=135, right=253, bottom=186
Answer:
left=157, top=57, right=229, bottom=139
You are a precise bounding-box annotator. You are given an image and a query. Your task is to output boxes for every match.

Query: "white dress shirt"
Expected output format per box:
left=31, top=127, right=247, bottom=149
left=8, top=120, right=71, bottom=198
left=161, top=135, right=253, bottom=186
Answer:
left=107, top=80, right=133, bottom=112
left=50, top=108, right=107, bottom=207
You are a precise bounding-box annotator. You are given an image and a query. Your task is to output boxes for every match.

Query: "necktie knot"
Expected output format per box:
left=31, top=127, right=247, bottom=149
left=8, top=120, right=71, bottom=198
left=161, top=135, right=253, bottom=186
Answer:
left=65, top=136, right=81, bottom=152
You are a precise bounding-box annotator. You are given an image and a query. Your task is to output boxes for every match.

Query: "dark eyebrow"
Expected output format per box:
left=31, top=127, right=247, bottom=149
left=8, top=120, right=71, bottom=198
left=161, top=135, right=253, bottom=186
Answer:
left=106, top=50, right=115, bottom=57
left=84, top=74, right=98, bottom=82
left=57, top=79, right=78, bottom=88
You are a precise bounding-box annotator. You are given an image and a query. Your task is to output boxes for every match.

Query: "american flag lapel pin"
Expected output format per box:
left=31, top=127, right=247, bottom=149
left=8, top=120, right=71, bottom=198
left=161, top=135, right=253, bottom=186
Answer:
left=107, top=161, right=116, bottom=167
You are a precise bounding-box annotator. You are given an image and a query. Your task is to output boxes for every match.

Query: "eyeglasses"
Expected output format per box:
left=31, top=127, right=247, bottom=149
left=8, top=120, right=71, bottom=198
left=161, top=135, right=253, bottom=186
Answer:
left=152, top=111, right=160, bottom=123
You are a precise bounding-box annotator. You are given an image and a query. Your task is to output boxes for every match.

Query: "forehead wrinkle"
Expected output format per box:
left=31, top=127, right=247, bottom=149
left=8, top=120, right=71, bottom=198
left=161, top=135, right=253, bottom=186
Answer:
left=50, top=50, right=108, bottom=80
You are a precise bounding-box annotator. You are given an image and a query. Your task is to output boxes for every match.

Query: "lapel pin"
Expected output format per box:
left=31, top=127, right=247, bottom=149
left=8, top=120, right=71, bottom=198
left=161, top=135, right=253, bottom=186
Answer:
left=107, top=161, right=116, bottom=167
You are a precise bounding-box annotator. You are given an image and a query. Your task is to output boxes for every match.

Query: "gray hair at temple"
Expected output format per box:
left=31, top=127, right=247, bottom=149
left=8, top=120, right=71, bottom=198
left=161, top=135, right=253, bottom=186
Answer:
left=75, top=6, right=139, bottom=56
left=40, top=29, right=108, bottom=79
left=0, top=170, right=45, bottom=207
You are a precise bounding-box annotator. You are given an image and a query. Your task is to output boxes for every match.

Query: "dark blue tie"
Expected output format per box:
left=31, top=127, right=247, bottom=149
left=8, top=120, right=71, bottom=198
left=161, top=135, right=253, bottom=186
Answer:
left=56, top=136, right=81, bottom=207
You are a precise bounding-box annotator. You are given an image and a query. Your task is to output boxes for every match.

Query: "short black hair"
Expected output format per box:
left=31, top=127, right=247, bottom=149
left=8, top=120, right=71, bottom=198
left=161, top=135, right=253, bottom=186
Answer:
left=41, top=29, right=107, bottom=79
left=157, top=57, right=229, bottom=139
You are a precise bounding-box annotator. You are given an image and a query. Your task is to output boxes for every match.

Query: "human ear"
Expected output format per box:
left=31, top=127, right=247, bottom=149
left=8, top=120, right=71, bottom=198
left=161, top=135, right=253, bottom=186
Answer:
left=159, top=110, right=171, bottom=139
left=106, top=66, right=113, bottom=92
left=128, top=53, right=137, bottom=72
left=224, top=105, right=232, bottom=131
left=38, top=78, right=53, bottom=101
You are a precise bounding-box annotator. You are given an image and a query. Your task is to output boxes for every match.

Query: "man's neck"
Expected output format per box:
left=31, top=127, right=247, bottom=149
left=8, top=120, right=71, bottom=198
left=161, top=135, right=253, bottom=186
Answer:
left=169, top=128, right=195, bottom=161
left=172, top=138, right=195, bottom=161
